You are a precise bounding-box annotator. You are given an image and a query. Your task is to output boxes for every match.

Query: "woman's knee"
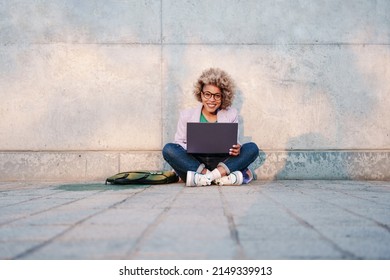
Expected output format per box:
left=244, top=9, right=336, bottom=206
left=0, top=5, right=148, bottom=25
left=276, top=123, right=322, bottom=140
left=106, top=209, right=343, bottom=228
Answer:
left=243, top=142, right=259, bottom=154
left=242, top=142, right=260, bottom=160
left=162, top=143, right=183, bottom=159
left=162, top=143, right=175, bottom=158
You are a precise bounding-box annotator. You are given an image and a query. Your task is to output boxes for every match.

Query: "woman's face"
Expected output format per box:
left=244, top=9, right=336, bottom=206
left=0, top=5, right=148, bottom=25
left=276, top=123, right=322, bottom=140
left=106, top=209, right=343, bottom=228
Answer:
left=201, top=84, right=222, bottom=115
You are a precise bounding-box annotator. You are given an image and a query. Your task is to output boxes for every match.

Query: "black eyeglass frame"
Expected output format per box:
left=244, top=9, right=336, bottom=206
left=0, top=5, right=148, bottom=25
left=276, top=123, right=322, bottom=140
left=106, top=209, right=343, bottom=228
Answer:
left=201, top=91, right=223, bottom=101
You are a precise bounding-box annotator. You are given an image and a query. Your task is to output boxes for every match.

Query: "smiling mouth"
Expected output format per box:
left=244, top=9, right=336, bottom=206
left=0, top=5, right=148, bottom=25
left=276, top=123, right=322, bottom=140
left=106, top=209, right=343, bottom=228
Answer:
left=206, top=105, right=217, bottom=110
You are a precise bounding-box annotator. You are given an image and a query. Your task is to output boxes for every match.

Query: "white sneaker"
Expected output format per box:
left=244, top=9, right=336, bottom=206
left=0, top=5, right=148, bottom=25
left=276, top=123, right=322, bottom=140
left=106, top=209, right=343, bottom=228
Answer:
left=186, top=171, right=212, bottom=187
left=214, top=171, right=243, bottom=186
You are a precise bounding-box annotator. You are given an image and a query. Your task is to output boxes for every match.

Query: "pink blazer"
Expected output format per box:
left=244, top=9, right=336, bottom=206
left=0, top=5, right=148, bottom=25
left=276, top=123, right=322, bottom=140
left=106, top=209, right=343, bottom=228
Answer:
left=174, top=104, right=239, bottom=149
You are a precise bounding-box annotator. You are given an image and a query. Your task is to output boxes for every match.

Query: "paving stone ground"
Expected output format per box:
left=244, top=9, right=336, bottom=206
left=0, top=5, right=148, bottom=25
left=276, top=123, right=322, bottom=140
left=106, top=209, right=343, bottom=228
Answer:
left=0, top=180, right=389, bottom=260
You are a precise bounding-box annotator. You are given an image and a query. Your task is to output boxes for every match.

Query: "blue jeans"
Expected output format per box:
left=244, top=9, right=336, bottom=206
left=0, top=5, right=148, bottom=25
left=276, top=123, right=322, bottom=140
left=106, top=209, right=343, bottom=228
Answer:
left=162, top=142, right=260, bottom=181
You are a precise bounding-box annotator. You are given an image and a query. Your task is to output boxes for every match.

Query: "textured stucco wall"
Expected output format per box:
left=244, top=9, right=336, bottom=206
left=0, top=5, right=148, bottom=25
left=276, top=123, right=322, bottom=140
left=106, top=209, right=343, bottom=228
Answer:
left=0, top=0, right=389, bottom=181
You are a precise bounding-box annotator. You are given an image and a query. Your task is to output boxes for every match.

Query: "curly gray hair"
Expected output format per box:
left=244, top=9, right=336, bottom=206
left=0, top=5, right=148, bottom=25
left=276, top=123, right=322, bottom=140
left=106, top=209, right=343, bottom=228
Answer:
left=193, top=68, right=236, bottom=109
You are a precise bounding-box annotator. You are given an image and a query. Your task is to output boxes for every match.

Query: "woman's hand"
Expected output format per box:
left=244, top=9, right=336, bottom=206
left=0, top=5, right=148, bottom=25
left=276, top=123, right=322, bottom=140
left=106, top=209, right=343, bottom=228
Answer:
left=229, top=144, right=241, bottom=156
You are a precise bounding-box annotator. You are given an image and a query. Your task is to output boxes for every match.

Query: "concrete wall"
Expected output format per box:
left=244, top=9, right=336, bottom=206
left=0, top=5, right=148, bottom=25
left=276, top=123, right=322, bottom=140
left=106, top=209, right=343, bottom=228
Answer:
left=0, top=0, right=389, bottom=181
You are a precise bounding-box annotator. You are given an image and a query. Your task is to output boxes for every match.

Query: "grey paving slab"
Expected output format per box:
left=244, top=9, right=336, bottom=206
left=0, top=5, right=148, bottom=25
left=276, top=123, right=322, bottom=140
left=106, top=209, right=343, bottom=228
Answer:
left=0, top=180, right=389, bottom=260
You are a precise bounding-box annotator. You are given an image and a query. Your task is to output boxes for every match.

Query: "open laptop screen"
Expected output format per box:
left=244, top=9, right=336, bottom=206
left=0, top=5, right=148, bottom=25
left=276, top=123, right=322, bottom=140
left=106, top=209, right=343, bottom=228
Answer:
left=186, top=123, right=238, bottom=154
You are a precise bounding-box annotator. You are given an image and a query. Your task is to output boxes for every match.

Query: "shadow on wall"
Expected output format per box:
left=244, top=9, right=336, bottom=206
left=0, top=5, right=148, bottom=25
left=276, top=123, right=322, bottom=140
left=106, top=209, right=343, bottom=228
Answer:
left=274, top=142, right=390, bottom=181
left=275, top=133, right=349, bottom=180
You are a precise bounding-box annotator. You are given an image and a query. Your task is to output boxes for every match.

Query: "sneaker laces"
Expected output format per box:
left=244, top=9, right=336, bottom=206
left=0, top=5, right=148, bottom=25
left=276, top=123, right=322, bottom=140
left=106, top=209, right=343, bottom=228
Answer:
left=215, top=173, right=237, bottom=186
left=195, top=173, right=212, bottom=186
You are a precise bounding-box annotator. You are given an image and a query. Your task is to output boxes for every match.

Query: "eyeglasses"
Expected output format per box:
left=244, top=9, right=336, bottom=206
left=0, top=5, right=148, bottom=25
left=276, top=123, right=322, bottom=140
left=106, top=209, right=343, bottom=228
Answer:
left=202, top=91, right=222, bottom=101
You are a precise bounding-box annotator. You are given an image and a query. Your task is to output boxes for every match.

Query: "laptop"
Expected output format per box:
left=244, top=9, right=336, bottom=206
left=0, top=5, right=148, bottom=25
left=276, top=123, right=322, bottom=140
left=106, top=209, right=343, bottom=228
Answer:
left=186, top=122, right=238, bottom=154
